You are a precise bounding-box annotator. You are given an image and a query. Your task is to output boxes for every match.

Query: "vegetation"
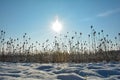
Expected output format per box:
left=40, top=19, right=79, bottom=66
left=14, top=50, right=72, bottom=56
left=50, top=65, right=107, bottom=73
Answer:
left=0, top=26, right=120, bottom=63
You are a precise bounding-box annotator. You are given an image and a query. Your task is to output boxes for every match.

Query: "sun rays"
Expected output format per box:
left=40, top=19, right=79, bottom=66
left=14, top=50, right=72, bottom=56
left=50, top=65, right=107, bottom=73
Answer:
left=52, top=17, right=62, bottom=33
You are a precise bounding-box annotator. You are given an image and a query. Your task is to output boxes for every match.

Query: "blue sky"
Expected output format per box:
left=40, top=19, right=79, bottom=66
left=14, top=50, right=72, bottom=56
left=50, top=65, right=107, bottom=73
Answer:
left=0, top=0, right=120, bottom=42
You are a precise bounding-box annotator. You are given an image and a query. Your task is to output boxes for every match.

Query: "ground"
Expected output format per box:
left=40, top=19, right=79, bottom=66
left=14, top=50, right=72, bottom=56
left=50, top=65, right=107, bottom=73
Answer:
left=0, top=62, right=120, bottom=80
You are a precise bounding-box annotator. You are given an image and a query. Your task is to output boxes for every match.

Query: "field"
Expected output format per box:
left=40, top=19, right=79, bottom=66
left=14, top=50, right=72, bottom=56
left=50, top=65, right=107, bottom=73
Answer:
left=1, top=0, right=120, bottom=80
left=0, top=62, right=120, bottom=80
left=0, top=26, right=120, bottom=63
left=0, top=27, right=120, bottom=80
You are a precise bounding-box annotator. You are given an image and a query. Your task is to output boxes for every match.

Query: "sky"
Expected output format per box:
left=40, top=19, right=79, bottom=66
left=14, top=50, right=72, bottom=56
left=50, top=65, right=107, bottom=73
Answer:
left=0, top=0, right=120, bottom=43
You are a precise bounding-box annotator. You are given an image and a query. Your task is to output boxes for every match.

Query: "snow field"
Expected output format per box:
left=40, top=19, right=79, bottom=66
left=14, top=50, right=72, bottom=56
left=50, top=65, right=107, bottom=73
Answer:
left=0, top=62, right=120, bottom=80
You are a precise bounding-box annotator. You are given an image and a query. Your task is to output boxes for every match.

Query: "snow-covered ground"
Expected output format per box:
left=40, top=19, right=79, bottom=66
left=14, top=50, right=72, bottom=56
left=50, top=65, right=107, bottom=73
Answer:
left=0, top=62, right=120, bottom=80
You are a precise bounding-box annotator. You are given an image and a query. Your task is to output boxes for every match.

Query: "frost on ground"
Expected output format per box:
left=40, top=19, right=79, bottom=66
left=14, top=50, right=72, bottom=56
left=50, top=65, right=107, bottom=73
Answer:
left=0, top=62, right=120, bottom=80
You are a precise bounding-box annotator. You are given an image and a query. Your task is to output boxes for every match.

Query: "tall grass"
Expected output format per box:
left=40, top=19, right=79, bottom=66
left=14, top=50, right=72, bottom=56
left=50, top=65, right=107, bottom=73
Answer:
left=0, top=26, right=120, bottom=63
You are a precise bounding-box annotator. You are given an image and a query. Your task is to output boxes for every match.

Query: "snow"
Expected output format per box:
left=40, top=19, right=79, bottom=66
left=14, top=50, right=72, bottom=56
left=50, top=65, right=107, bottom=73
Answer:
left=0, top=62, right=120, bottom=80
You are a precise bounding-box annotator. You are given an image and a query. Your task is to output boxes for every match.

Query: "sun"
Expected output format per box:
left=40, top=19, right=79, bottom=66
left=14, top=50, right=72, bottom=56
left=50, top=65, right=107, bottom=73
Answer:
left=52, top=18, right=62, bottom=33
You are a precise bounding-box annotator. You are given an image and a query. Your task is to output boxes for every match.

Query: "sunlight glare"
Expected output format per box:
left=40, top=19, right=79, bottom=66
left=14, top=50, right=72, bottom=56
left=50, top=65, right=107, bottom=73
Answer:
left=52, top=18, right=62, bottom=33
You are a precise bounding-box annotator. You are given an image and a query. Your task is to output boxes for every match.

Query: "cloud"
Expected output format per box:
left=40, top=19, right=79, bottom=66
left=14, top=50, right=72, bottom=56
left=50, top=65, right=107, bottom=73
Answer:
left=97, top=8, right=120, bottom=17
left=81, top=8, right=120, bottom=22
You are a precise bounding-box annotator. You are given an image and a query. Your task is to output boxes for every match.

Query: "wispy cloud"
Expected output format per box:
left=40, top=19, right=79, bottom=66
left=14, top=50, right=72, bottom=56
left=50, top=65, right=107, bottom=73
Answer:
left=81, top=8, right=120, bottom=22
left=97, top=8, right=120, bottom=17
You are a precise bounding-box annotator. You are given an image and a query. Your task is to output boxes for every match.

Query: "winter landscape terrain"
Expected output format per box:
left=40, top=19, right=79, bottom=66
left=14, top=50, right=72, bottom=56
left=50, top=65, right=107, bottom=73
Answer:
left=0, top=62, right=120, bottom=80
left=0, top=0, right=120, bottom=80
